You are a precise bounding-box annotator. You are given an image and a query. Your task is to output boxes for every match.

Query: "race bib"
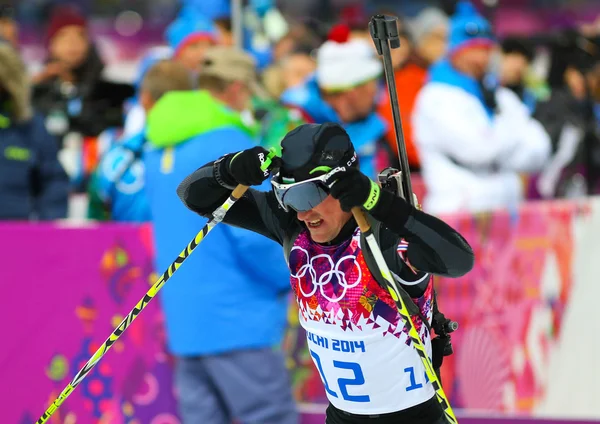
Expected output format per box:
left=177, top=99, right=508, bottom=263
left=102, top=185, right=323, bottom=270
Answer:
left=290, top=228, right=435, bottom=414
left=301, top=314, right=434, bottom=414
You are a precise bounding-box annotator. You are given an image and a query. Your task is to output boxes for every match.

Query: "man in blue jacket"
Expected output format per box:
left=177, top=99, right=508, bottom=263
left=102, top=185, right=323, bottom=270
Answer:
left=0, top=40, right=68, bottom=220
left=143, top=47, right=297, bottom=424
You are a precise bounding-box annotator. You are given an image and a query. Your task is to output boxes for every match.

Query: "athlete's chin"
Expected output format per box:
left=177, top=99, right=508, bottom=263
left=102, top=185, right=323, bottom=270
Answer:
left=308, top=226, right=337, bottom=243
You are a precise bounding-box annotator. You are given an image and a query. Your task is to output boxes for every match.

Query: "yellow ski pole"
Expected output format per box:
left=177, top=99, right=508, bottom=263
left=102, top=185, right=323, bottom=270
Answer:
left=352, top=207, right=458, bottom=424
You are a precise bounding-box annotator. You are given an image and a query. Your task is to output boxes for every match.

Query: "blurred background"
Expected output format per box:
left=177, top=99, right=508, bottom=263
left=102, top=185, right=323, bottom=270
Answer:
left=1, top=0, right=600, bottom=423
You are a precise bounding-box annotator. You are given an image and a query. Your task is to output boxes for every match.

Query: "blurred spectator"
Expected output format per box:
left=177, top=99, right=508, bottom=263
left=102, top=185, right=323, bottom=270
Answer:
left=214, top=16, right=234, bottom=46
left=179, top=0, right=284, bottom=70
left=254, top=91, right=307, bottom=156
left=271, top=32, right=298, bottom=63
left=165, top=13, right=218, bottom=75
left=31, top=5, right=133, bottom=191
left=499, top=36, right=537, bottom=112
left=280, top=45, right=316, bottom=91
left=281, top=24, right=388, bottom=179
left=260, top=20, right=322, bottom=97
left=255, top=103, right=306, bottom=155
left=262, top=43, right=316, bottom=98
left=413, top=1, right=551, bottom=214
left=534, top=31, right=600, bottom=198
left=122, top=46, right=173, bottom=139
left=260, top=20, right=322, bottom=99
left=378, top=10, right=448, bottom=170
left=409, top=7, right=449, bottom=67
left=32, top=6, right=133, bottom=139
left=0, top=40, right=68, bottom=220
left=87, top=60, right=192, bottom=222
left=270, top=23, right=324, bottom=65
left=260, top=65, right=285, bottom=100
left=0, top=5, right=18, bottom=47
left=254, top=45, right=310, bottom=156
left=254, top=43, right=312, bottom=154
left=144, top=46, right=297, bottom=424
left=199, top=46, right=264, bottom=113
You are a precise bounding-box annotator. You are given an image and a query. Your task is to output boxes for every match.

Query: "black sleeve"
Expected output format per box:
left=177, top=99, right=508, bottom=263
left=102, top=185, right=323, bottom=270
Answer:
left=402, top=210, right=474, bottom=278
left=176, top=160, right=298, bottom=245
left=372, top=190, right=475, bottom=278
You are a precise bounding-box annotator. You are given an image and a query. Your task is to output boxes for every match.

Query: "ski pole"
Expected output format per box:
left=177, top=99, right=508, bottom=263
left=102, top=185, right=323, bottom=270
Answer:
left=369, top=14, right=458, bottom=423
left=351, top=207, right=458, bottom=423
left=35, top=184, right=248, bottom=424
left=369, top=15, right=414, bottom=206
left=35, top=151, right=279, bottom=424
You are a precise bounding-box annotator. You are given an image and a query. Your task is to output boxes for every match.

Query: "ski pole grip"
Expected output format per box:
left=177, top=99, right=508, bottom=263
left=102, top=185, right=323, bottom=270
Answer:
left=231, top=184, right=250, bottom=200
left=352, top=207, right=371, bottom=233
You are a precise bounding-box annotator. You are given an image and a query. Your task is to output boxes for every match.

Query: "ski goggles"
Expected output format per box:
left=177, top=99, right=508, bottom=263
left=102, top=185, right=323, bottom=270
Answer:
left=271, top=173, right=331, bottom=212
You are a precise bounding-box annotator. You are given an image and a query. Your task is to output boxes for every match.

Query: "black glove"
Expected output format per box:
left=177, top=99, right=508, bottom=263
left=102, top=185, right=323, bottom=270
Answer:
left=325, top=167, right=414, bottom=232
left=325, top=167, right=382, bottom=213
left=227, top=147, right=281, bottom=186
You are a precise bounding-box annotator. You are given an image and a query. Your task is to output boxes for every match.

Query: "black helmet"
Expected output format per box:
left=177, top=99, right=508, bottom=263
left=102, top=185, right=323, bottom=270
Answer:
left=278, top=122, right=358, bottom=183
left=270, top=123, right=358, bottom=212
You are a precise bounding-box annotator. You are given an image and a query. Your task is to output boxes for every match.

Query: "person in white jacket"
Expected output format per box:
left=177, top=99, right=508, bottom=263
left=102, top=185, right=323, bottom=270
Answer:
left=413, top=1, right=551, bottom=215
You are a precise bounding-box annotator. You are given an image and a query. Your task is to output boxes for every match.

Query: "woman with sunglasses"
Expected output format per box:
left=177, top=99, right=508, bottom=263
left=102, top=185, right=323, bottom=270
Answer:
left=177, top=122, right=474, bottom=424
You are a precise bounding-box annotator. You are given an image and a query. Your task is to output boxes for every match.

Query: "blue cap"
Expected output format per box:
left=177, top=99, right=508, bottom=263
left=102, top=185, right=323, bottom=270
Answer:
left=165, top=14, right=218, bottom=54
left=448, top=1, right=495, bottom=54
left=178, top=0, right=231, bottom=21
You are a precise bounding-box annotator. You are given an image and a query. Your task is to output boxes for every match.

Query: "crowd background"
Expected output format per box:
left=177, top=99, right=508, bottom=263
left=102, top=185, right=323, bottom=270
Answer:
left=1, top=0, right=600, bottom=221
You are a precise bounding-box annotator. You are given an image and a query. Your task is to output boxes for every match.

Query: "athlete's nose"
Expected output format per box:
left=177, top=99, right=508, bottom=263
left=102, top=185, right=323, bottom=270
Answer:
left=297, top=210, right=314, bottom=221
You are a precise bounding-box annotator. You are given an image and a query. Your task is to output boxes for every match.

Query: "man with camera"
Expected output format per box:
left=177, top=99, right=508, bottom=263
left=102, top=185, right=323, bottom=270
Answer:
left=176, top=122, right=474, bottom=424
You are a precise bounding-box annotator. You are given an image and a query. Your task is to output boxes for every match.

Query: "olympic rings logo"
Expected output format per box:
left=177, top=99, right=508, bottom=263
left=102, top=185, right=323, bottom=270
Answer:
left=290, top=246, right=362, bottom=302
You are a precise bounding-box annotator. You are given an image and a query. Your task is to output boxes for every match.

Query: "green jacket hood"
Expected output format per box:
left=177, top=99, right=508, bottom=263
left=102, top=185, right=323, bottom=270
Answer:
left=146, top=90, right=256, bottom=148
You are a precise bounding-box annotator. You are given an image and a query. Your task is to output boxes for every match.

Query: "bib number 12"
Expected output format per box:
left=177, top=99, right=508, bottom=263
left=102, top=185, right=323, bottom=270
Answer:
left=309, top=349, right=370, bottom=403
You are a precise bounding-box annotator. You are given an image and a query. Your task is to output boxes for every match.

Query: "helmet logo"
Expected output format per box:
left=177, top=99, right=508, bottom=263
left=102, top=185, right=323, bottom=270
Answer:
left=347, top=152, right=357, bottom=167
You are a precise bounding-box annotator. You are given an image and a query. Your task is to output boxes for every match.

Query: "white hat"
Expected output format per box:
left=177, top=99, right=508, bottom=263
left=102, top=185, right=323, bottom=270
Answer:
left=316, top=37, right=382, bottom=92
